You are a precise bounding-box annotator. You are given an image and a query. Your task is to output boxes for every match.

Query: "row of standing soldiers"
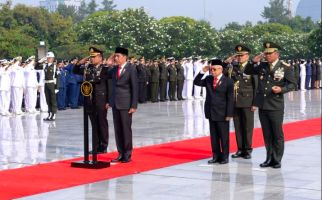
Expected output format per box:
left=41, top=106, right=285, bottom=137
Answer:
left=135, top=57, right=185, bottom=103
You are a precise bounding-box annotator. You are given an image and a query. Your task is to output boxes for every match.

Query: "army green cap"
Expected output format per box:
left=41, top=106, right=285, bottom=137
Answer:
left=89, top=46, right=104, bottom=57
left=263, top=41, right=281, bottom=53
left=235, top=44, right=251, bottom=55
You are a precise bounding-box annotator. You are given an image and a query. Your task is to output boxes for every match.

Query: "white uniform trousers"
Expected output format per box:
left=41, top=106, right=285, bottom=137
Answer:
left=24, top=87, right=38, bottom=113
left=182, top=80, right=187, bottom=98
left=39, top=86, right=48, bottom=112
left=185, top=80, right=193, bottom=99
left=300, top=75, right=306, bottom=90
left=201, top=87, right=206, bottom=99
left=194, top=85, right=202, bottom=98
left=10, top=87, right=23, bottom=114
left=0, top=90, right=10, bottom=115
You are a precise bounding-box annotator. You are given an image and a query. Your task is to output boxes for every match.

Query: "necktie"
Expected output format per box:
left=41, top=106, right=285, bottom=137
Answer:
left=213, top=77, right=218, bottom=89
left=239, top=63, right=244, bottom=71
left=117, top=66, right=121, bottom=79
left=269, top=63, right=273, bottom=72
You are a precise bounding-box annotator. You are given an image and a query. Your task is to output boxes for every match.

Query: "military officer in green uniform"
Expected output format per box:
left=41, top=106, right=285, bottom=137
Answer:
left=145, top=60, right=152, bottom=101
left=73, top=47, right=110, bottom=154
left=167, top=58, right=177, bottom=101
left=245, top=42, right=296, bottom=168
left=150, top=59, right=160, bottom=102
left=159, top=57, right=168, bottom=101
left=225, top=45, right=258, bottom=159
left=36, top=52, right=60, bottom=121
left=176, top=59, right=185, bottom=100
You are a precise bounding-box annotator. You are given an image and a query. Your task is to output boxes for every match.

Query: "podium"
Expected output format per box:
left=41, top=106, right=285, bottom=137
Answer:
left=71, top=81, right=110, bottom=169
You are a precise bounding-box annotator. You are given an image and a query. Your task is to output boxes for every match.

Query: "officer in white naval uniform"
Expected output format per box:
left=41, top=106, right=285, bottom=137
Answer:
left=184, top=57, right=194, bottom=100
left=10, top=57, right=25, bottom=115
left=193, top=57, right=204, bottom=99
left=36, top=57, right=48, bottom=113
left=23, top=56, right=38, bottom=114
left=0, top=60, right=12, bottom=116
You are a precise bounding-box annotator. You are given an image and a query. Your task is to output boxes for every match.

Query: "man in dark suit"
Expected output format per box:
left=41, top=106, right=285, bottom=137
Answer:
left=245, top=42, right=296, bottom=168
left=107, top=47, right=138, bottom=163
left=73, top=47, right=110, bottom=154
left=136, top=57, right=147, bottom=103
left=225, top=45, right=258, bottom=159
left=194, top=59, right=234, bottom=164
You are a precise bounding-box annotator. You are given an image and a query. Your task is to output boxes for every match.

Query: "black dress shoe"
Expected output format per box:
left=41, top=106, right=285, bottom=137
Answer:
left=208, top=157, right=219, bottom=164
left=121, top=158, right=132, bottom=163
left=88, top=150, right=98, bottom=154
left=43, top=113, right=51, bottom=121
left=219, top=159, right=229, bottom=164
left=97, top=149, right=107, bottom=154
left=111, top=155, right=123, bottom=162
left=260, top=160, right=272, bottom=168
left=271, top=162, right=281, bottom=168
left=231, top=151, right=243, bottom=158
left=243, top=153, right=251, bottom=159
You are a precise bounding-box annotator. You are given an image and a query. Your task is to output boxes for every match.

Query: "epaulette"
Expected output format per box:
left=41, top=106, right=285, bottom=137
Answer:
left=281, top=60, right=290, bottom=67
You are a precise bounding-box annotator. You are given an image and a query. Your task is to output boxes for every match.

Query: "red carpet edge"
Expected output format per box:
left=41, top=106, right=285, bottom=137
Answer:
left=0, top=118, right=320, bottom=199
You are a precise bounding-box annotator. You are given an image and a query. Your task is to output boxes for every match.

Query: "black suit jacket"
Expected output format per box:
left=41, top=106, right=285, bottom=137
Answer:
left=108, top=63, right=138, bottom=110
left=194, top=73, right=234, bottom=121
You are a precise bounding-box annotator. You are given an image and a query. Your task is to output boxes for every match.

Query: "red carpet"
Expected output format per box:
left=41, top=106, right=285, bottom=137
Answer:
left=0, top=118, right=320, bottom=199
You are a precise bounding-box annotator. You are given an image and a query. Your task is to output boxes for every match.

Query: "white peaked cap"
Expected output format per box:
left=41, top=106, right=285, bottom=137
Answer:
left=46, top=52, right=55, bottom=58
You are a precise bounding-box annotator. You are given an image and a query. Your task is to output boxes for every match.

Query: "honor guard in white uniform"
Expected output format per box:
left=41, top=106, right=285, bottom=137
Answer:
left=193, top=57, right=203, bottom=99
left=35, top=52, right=59, bottom=121
left=184, top=57, right=194, bottom=100
left=36, top=62, right=48, bottom=113
left=10, top=57, right=25, bottom=115
left=23, top=56, right=39, bottom=114
left=0, top=60, right=12, bottom=116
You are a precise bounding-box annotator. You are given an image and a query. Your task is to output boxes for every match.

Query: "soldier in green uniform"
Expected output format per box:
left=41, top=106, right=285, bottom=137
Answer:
left=225, top=45, right=258, bottom=159
left=245, top=42, right=296, bottom=168
left=136, top=57, right=147, bottom=103
left=167, top=58, right=177, bottom=101
left=36, top=52, right=60, bottom=121
left=73, top=47, right=110, bottom=154
left=176, top=59, right=185, bottom=100
left=159, top=57, right=168, bottom=102
left=145, top=60, right=152, bottom=101
left=150, top=59, right=160, bottom=102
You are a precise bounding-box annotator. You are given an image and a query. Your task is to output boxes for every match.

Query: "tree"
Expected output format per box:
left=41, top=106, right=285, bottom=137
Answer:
left=261, top=0, right=290, bottom=24
left=159, top=16, right=219, bottom=58
left=288, top=16, right=318, bottom=33
left=100, top=0, right=116, bottom=11
left=75, top=0, right=87, bottom=23
left=307, top=25, right=322, bottom=57
left=0, top=0, right=15, bottom=28
left=56, top=4, right=77, bottom=20
left=223, top=22, right=244, bottom=31
left=87, top=0, right=97, bottom=15
left=0, top=27, right=37, bottom=58
left=77, top=8, right=167, bottom=58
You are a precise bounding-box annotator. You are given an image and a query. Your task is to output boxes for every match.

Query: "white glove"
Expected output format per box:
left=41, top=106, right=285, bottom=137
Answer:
left=55, top=89, right=59, bottom=94
left=38, top=57, right=46, bottom=63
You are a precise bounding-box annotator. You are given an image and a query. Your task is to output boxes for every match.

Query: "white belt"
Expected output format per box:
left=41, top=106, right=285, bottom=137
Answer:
left=45, top=80, right=55, bottom=83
